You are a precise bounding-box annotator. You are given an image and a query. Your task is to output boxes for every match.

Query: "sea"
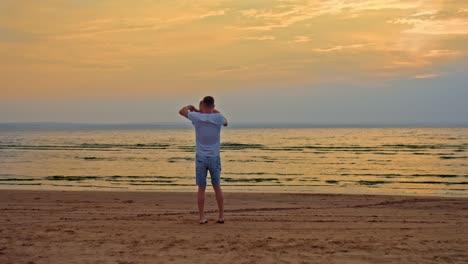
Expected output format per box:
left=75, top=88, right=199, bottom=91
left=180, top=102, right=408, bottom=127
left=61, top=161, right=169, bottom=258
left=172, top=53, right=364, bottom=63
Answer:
left=0, top=125, right=467, bottom=197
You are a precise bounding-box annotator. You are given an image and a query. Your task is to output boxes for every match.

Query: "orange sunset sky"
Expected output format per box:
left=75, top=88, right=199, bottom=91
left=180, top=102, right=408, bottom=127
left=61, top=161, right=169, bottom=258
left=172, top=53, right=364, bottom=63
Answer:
left=1, top=0, right=467, bottom=124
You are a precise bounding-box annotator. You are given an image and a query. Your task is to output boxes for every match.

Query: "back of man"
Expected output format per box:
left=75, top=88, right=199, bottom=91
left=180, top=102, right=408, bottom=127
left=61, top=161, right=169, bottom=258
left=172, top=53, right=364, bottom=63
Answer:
left=178, top=96, right=228, bottom=224
left=188, top=112, right=225, bottom=158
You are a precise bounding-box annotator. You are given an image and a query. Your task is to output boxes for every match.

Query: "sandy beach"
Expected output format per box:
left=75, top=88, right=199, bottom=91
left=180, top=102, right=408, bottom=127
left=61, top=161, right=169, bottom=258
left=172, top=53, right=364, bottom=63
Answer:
left=0, top=190, right=467, bottom=264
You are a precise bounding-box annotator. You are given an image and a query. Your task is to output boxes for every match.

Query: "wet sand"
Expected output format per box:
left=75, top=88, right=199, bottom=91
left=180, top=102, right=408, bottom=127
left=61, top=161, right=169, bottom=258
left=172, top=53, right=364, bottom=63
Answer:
left=1, top=189, right=467, bottom=263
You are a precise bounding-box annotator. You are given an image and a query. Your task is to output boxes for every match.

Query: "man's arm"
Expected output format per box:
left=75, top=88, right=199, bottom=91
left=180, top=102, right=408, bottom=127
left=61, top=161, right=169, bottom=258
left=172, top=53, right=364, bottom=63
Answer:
left=179, top=105, right=198, bottom=119
left=213, top=109, right=228, bottom=127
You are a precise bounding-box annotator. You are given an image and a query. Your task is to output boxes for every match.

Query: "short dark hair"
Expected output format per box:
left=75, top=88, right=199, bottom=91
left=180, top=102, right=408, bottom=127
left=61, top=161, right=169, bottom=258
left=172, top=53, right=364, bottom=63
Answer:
left=203, top=96, right=215, bottom=108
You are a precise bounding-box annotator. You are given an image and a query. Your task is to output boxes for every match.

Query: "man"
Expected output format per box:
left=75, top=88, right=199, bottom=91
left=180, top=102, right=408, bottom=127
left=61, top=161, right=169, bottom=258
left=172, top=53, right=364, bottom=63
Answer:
left=179, top=96, right=228, bottom=224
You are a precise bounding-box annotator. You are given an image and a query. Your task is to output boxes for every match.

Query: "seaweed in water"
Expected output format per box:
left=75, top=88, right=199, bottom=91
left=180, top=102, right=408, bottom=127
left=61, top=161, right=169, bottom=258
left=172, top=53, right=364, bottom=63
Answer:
left=224, top=172, right=267, bottom=175
left=178, top=146, right=196, bottom=152
left=82, top=156, right=109, bottom=160
left=109, top=179, right=174, bottom=183
left=411, top=174, right=458, bottom=178
left=399, top=181, right=468, bottom=185
left=0, top=178, right=36, bottom=181
left=439, top=156, right=467, bottom=160
left=357, top=180, right=388, bottom=185
left=0, top=182, right=42, bottom=185
left=222, top=177, right=279, bottom=183
left=325, top=180, right=339, bottom=184
left=106, top=175, right=185, bottom=180
left=45, top=175, right=103, bottom=181
left=167, top=157, right=195, bottom=163
left=220, top=142, right=265, bottom=150
left=79, top=143, right=170, bottom=149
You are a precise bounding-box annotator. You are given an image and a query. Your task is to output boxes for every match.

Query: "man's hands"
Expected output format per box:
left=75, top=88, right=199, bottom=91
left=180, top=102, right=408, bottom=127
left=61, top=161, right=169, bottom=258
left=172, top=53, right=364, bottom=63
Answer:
left=188, top=105, right=199, bottom=112
left=179, top=105, right=198, bottom=118
left=179, top=105, right=227, bottom=126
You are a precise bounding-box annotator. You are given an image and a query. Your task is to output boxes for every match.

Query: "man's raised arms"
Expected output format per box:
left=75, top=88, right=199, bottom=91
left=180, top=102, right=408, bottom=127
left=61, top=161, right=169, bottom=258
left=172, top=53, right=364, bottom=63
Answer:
left=213, top=109, right=228, bottom=127
left=179, top=105, right=198, bottom=119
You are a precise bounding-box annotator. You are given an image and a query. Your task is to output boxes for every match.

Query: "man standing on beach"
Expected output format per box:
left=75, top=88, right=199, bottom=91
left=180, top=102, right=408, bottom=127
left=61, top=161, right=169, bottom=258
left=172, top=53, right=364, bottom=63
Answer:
left=179, top=96, right=228, bottom=224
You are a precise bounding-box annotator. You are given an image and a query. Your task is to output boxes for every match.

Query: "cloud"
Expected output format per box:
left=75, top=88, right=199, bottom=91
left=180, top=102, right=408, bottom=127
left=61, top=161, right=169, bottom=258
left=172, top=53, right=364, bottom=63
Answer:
left=241, top=35, right=276, bottom=41
left=199, top=10, right=226, bottom=19
left=44, top=9, right=226, bottom=40
left=192, top=64, right=273, bottom=80
left=414, top=73, right=441, bottom=79
left=45, top=19, right=163, bottom=40
left=312, top=43, right=374, bottom=52
left=382, top=59, right=431, bottom=70
left=423, top=49, right=463, bottom=58
left=240, top=6, right=302, bottom=20
left=50, top=15, right=203, bottom=40
left=1, top=0, right=468, bottom=98
left=237, top=0, right=425, bottom=31
left=390, top=17, right=468, bottom=35
left=290, top=36, right=312, bottom=43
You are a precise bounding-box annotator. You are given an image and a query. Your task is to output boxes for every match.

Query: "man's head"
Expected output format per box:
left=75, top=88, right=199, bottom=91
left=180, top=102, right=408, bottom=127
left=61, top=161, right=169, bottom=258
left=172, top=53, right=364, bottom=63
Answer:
left=199, top=96, right=215, bottom=113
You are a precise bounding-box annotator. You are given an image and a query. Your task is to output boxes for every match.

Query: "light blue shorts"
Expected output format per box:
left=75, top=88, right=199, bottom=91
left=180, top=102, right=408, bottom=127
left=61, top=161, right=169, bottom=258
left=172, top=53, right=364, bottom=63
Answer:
left=195, top=155, right=221, bottom=186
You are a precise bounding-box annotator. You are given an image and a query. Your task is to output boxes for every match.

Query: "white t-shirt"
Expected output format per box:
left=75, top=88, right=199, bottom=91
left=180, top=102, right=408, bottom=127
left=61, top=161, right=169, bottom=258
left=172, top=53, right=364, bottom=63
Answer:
left=188, top=112, right=225, bottom=157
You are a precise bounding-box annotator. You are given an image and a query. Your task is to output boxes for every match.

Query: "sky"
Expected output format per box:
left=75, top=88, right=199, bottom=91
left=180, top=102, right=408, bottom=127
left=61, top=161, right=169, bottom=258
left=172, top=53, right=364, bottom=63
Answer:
left=1, top=0, right=467, bottom=125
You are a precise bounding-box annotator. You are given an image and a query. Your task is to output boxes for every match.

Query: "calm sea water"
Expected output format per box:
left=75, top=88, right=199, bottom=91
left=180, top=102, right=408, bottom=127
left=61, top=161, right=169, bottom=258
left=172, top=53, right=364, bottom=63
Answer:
left=0, top=128, right=467, bottom=197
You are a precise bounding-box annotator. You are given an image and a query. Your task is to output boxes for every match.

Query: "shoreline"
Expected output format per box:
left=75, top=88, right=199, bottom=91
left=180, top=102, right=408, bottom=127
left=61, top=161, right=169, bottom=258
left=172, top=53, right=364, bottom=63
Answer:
left=1, top=189, right=467, bottom=263
left=1, top=185, right=467, bottom=199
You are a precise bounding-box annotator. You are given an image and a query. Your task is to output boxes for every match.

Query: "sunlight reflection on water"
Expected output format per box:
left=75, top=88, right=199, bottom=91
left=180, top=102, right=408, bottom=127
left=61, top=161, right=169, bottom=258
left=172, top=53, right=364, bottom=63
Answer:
left=0, top=128, right=467, bottom=197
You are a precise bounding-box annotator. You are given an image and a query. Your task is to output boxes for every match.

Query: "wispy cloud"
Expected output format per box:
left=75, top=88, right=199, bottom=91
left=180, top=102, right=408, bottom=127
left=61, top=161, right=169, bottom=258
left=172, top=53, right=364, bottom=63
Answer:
left=241, top=35, right=276, bottom=41
left=192, top=65, right=249, bottom=78
left=237, top=0, right=425, bottom=31
left=199, top=10, right=226, bottom=19
left=312, top=43, right=374, bottom=52
left=382, top=59, right=432, bottom=70
left=1, top=0, right=467, bottom=98
left=414, top=73, right=441, bottom=79
left=51, top=14, right=217, bottom=40
left=390, top=18, right=468, bottom=35
left=290, top=36, right=312, bottom=43
left=423, top=49, right=463, bottom=58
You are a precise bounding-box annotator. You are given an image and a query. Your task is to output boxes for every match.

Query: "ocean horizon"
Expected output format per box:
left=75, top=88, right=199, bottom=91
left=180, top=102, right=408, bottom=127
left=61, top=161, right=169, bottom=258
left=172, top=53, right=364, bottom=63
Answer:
left=1, top=121, right=468, bottom=131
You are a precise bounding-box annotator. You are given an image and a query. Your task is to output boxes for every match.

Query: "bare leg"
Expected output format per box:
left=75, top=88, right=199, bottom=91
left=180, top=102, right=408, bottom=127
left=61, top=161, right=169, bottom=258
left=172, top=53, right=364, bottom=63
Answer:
left=198, top=186, right=207, bottom=223
left=212, top=185, right=224, bottom=221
